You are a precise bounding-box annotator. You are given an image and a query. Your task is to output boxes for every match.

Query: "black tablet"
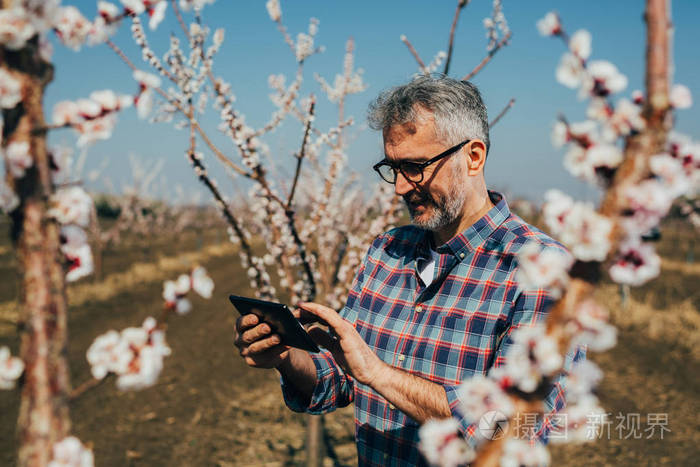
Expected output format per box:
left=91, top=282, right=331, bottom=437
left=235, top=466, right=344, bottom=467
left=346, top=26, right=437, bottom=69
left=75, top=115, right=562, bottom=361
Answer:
left=229, top=294, right=320, bottom=353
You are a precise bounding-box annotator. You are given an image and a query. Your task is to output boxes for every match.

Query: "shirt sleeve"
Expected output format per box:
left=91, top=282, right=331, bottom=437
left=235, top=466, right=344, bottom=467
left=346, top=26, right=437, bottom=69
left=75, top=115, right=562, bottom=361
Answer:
left=442, top=286, right=587, bottom=447
left=280, top=234, right=380, bottom=414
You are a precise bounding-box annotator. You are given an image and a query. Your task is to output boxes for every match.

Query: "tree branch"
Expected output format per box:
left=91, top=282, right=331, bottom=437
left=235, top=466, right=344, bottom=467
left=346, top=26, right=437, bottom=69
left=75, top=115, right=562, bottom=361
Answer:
left=462, top=31, right=512, bottom=82
left=400, top=35, right=427, bottom=71
left=489, top=98, right=515, bottom=128
left=443, top=0, right=470, bottom=75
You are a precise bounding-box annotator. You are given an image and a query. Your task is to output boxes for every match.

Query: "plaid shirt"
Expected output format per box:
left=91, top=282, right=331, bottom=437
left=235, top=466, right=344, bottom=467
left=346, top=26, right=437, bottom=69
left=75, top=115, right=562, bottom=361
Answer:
left=282, top=192, right=585, bottom=466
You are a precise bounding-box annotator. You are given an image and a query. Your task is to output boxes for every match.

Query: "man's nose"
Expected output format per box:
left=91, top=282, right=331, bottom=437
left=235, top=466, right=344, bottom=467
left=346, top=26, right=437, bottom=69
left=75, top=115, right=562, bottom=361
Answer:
left=393, top=171, right=414, bottom=196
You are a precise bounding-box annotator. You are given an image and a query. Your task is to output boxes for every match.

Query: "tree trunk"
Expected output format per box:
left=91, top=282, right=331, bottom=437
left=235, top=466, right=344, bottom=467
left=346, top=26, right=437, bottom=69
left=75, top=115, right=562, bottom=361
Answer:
left=1, top=26, right=72, bottom=467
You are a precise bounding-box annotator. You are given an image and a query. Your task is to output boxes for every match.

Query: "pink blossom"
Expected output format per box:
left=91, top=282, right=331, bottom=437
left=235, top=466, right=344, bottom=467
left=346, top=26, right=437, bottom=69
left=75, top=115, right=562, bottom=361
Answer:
left=48, top=436, right=94, bottom=467
left=567, top=299, right=617, bottom=352
left=516, top=241, right=573, bottom=299
left=609, top=239, right=661, bottom=286
left=669, top=84, right=692, bottom=109
left=0, top=68, right=21, bottom=109
left=0, top=8, right=36, bottom=50
left=266, top=0, right=281, bottom=22
left=48, top=186, right=93, bottom=227
left=5, top=141, right=33, bottom=178
left=536, top=11, right=561, bottom=36
left=418, top=418, right=476, bottom=467
left=569, top=29, right=591, bottom=60
left=0, top=346, right=24, bottom=390
left=54, top=6, right=92, bottom=52
left=500, top=439, right=550, bottom=467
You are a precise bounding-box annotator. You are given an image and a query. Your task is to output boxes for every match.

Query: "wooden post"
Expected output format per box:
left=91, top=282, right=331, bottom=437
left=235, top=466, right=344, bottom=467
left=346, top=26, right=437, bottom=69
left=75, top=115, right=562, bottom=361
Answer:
left=1, top=14, right=72, bottom=466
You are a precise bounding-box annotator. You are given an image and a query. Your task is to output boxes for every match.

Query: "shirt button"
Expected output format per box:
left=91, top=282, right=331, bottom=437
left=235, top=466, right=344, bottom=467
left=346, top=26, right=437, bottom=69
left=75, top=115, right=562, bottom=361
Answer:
left=389, top=403, right=396, bottom=410
left=459, top=252, right=465, bottom=259
left=415, top=305, right=423, bottom=313
left=397, top=355, right=405, bottom=362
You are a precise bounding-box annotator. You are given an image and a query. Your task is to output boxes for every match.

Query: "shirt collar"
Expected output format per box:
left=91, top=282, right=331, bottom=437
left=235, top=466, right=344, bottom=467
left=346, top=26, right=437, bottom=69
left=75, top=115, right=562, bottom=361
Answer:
left=435, top=190, right=510, bottom=257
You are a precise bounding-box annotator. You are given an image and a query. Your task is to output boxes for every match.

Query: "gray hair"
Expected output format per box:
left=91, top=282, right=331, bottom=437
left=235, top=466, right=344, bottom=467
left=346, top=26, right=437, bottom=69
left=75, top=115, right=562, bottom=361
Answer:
left=367, top=74, right=490, bottom=156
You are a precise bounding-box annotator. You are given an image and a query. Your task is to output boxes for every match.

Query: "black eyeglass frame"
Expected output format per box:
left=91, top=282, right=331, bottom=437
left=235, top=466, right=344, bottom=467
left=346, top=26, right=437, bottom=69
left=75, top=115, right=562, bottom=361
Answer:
left=372, top=139, right=472, bottom=184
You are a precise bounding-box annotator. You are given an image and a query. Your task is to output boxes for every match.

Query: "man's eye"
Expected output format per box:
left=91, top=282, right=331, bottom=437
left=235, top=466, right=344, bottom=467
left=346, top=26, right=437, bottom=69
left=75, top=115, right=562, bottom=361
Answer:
left=401, top=163, right=422, bottom=175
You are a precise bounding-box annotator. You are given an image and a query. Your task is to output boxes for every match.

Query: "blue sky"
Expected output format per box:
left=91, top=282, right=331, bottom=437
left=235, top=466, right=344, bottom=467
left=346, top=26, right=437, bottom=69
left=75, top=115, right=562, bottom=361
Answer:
left=47, top=0, right=700, bottom=203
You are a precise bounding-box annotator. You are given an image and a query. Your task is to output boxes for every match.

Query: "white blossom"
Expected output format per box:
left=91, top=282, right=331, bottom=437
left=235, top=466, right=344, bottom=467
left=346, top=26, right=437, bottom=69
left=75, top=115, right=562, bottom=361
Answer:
left=52, top=101, right=81, bottom=126
left=295, top=32, right=314, bottom=62
left=0, top=346, right=24, bottom=390
left=0, top=8, right=36, bottom=50
left=564, top=359, right=603, bottom=404
left=418, top=418, right=476, bottom=467
left=567, top=299, right=617, bottom=352
left=266, top=0, right=281, bottom=22
left=148, top=1, right=167, bottom=30
left=76, top=114, right=117, bottom=146
left=86, top=330, right=130, bottom=379
left=569, top=29, right=591, bottom=60
left=500, top=439, right=550, bottom=467
left=457, top=375, right=515, bottom=426
left=54, top=6, right=92, bottom=51
left=191, top=266, right=214, bottom=298
left=516, top=241, right=573, bottom=299
left=5, top=141, right=33, bottom=178
left=48, top=436, right=94, bottom=467
left=133, top=70, right=162, bottom=88
left=549, top=395, right=607, bottom=443
left=621, top=179, right=674, bottom=235
left=669, top=84, right=692, bottom=109
left=136, top=88, right=154, bottom=119
left=536, top=12, right=561, bottom=36
left=98, top=1, right=121, bottom=21
left=649, top=152, right=690, bottom=197
left=543, top=190, right=613, bottom=261
left=178, top=0, right=216, bottom=12
left=48, top=186, right=93, bottom=227
left=0, top=181, right=19, bottom=214
left=121, top=0, right=146, bottom=15
left=583, top=60, right=628, bottom=97
left=608, top=239, right=661, bottom=286
left=556, top=53, right=585, bottom=89
left=0, top=68, right=21, bottom=109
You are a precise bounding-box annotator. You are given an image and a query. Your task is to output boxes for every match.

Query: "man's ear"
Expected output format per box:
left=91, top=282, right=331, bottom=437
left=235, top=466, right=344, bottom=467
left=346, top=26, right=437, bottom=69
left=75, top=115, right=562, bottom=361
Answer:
left=465, top=140, right=487, bottom=175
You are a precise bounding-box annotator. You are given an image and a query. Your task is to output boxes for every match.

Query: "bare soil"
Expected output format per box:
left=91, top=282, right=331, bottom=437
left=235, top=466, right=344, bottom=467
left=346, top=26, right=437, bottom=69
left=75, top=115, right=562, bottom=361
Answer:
left=1, top=222, right=698, bottom=466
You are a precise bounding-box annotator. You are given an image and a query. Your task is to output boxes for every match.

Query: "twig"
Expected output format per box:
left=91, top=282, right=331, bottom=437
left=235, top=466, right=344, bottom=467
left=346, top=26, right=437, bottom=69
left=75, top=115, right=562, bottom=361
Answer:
left=170, top=0, right=190, bottom=40
left=489, top=98, right=515, bottom=128
left=286, top=96, right=315, bottom=209
left=106, top=39, right=138, bottom=72
left=69, top=376, right=108, bottom=400
left=400, top=35, right=427, bottom=71
left=462, top=31, right=512, bottom=81
left=444, top=0, right=470, bottom=75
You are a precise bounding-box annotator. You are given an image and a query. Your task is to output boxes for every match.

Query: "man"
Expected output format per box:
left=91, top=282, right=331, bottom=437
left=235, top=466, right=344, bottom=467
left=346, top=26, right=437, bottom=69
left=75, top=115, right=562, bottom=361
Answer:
left=235, top=75, right=583, bottom=465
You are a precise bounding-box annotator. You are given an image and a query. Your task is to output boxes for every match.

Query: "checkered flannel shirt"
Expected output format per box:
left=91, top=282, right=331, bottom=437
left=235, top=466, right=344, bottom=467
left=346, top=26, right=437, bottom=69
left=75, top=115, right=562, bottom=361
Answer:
left=282, top=191, right=585, bottom=466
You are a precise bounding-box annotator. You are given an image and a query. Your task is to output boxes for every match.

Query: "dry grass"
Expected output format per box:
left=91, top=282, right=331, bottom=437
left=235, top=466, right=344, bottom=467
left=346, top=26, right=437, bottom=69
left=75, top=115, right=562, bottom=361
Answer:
left=0, top=242, right=237, bottom=336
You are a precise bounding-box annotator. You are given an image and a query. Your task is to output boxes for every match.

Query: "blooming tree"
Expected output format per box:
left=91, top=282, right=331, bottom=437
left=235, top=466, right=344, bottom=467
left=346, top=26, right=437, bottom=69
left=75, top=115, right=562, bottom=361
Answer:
left=415, top=1, right=699, bottom=466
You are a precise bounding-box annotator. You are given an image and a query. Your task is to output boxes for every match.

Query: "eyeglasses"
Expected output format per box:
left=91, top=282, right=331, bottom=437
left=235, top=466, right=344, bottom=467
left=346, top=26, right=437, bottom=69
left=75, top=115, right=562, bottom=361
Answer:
left=373, top=139, right=471, bottom=184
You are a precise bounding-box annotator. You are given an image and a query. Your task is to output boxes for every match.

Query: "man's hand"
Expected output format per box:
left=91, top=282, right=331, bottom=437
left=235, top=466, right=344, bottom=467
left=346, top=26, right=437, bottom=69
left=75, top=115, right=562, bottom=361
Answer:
left=234, top=313, right=290, bottom=369
left=298, top=302, right=386, bottom=386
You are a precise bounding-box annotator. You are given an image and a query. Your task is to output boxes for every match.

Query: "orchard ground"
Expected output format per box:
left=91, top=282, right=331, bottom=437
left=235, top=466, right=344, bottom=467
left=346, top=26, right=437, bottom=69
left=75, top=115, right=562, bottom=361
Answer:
left=0, top=215, right=699, bottom=466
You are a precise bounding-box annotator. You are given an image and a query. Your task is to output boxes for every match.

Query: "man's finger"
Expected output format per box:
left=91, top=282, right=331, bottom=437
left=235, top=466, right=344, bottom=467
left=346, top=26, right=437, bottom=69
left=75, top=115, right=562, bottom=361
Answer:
left=298, top=302, right=347, bottom=333
left=245, top=334, right=282, bottom=355
left=240, top=323, right=271, bottom=345
left=236, top=313, right=259, bottom=331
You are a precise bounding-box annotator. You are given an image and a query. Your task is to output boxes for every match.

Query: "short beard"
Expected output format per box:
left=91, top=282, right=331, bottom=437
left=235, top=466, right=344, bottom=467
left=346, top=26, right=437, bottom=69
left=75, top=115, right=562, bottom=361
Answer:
left=404, top=165, right=467, bottom=231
